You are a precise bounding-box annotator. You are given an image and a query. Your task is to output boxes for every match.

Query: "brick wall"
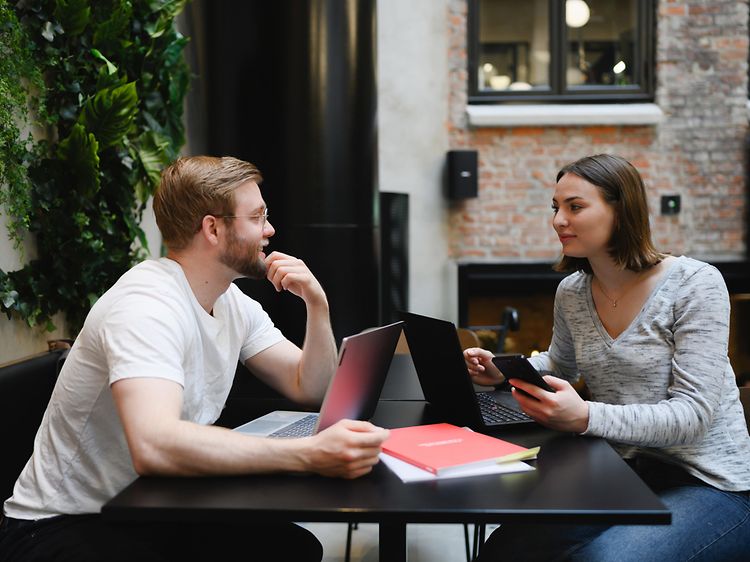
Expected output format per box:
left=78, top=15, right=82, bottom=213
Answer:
left=447, top=0, right=749, bottom=262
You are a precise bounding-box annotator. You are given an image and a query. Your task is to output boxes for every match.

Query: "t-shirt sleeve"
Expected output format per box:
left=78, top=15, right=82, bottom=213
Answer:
left=230, top=287, right=286, bottom=362
left=100, top=292, right=189, bottom=387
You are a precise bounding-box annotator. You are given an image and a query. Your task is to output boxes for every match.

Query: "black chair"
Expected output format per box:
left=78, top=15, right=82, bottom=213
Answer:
left=739, top=386, right=750, bottom=433
left=0, top=349, right=67, bottom=500
left=467, top=306, right=520, bottom=353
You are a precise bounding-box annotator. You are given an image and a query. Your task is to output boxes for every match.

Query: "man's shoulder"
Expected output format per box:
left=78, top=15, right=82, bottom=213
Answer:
left=101, top=258, right=183, bottom=299
left=120, top=257, right=181, bottom=284
left=88, top=259, right=192, bottom=325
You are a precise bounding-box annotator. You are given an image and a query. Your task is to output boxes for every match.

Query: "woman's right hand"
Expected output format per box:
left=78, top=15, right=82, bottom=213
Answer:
left=463, top=347, right=505, bottom=386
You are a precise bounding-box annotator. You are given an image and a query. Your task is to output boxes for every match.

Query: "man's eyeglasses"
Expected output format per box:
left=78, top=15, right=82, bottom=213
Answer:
left=214, top=209, right=269, bottom=227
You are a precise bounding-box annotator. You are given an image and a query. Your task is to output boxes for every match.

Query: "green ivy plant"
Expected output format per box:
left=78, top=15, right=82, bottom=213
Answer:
left=0, top=3, right=45, bottom=249
left=0, top=0, right=190, bottom=333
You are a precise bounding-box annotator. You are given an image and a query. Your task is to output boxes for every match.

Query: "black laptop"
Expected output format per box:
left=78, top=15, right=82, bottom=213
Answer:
left=399, top=311, right=534, bottom=429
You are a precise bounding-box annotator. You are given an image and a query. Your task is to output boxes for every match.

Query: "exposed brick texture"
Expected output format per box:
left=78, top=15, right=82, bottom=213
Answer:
left=447, top=0, right=749, bottom=262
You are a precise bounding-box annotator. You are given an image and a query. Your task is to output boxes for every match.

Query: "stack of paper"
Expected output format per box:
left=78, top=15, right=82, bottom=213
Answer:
left=379, top=423, right=538, bottom=483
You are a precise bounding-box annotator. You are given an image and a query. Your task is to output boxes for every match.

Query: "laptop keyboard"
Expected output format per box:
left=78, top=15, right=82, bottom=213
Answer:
left=476, top=392, right=532, bottom=424
left=269, top=414, right=318, bottom=438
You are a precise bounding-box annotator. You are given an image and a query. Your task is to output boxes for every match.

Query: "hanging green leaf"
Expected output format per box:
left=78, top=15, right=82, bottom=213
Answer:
left=148, top=0, right=188, bottom=21
left=130, top=130, right=171, bottom=203
left=92, top=0, right=132, bottom=49
left=144, top=0, right=187, bottom=38
left=90, top=48, right=118, bottom=75
left=78, top=81, right=138, bottom=150
left=54, top=0, right=91, bottom=36
left=56, top=123, right=101, bottom=198
left=2, top=1, right=189, bottom=333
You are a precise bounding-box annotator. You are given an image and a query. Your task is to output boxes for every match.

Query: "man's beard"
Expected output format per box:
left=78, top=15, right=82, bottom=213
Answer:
left=219, top=226, right=267, bottom=280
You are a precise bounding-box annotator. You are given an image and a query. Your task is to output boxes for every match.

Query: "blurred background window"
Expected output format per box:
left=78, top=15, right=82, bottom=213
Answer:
left=468, top=0, right=654, bottom=103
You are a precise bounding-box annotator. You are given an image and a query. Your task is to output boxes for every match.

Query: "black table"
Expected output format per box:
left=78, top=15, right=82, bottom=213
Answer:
left=102, top=400, right=670, bottom=561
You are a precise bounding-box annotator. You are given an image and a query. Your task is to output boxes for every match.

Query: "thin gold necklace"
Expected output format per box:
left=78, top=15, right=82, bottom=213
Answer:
left=594, top=276, right=636, bottom=308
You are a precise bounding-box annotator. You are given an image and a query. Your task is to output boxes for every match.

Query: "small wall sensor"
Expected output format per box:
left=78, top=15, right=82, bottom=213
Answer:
left=661, top=195, right=681, bottom=216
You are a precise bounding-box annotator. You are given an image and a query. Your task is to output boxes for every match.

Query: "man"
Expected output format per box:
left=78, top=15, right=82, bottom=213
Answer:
left=0, top=156, right=389, bottom=561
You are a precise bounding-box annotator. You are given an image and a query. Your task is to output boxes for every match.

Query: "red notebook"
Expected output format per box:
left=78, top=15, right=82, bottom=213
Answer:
left=382, top=423, right=539, bottom=476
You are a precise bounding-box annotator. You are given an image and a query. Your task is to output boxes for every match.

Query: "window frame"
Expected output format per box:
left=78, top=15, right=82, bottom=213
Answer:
left=467, top=0, right=655, bottom=104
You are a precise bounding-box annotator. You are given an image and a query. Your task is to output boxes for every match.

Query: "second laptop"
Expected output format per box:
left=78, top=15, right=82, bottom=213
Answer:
left=399, top=311, right=535, bottom=430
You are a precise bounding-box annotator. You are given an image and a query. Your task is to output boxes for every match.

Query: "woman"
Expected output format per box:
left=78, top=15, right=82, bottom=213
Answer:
left=465, top=154, right=750, bottom=560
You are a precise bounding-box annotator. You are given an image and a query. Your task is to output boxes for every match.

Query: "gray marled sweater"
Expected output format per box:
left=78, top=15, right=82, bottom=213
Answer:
left=529, top=256, right=750, bottom=491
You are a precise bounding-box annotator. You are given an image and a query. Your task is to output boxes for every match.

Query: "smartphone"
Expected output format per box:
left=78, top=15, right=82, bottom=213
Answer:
left=491, top=354, right=556, bottom=394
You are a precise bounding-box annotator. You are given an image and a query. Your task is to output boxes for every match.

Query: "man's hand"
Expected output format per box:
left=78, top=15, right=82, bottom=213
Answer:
left=509, top=376, right=589, bottom=433
left=249, top=250, right=335, bottom=407
left=265, top=251, right=326, bottom=306
left=302, top=419, right=390, bottom=479
left=463, top=347, right=505, bottom=387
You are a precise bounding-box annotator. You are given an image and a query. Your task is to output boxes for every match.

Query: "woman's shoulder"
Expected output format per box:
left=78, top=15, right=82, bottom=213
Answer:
left=555, top=270, right=589, bottom=300
left=660, top=256, right=729, bottom=305
left=666, top=255, right=724, bottom=285
left=558, top=270, right=588, bottom=290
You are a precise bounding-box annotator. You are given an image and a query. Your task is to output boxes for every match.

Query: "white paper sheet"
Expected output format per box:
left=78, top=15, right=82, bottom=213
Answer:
left=379, top=452, right=535, bottom=483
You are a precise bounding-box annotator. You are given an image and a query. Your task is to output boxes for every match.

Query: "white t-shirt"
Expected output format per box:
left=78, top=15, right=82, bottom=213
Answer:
left=4, top=258, right=285, bottom=519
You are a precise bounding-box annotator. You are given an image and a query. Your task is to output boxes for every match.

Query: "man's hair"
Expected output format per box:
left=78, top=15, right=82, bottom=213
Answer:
left=153, top=156, right=263, bottom=250
left=553, top=154, right=663, bottom=273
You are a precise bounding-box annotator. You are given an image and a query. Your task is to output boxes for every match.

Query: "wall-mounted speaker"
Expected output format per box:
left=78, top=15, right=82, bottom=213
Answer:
left=447, top=150, right=478, bottom=199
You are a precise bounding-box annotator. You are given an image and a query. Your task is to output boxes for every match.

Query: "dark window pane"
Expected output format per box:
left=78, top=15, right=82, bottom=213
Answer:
left=469, top=0, right=653, bottom=102
left=566, top=0, right=638, bottom=88
left=478, top=0, right=550, bottom=91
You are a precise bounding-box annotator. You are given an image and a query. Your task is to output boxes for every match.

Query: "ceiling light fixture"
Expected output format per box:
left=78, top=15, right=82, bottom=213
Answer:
left=566, top=0, right=591, bottom=28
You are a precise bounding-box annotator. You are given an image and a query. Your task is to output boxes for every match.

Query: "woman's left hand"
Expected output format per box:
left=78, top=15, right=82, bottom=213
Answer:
left=508, top=376, right=589, bottom=433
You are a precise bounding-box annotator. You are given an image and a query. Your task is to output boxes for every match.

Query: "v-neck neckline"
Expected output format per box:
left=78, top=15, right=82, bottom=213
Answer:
left=585, top=257, right=680, bottom=344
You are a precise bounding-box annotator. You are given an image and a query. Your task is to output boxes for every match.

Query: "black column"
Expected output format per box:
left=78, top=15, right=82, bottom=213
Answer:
left=190, top=0, right=380, bottom=345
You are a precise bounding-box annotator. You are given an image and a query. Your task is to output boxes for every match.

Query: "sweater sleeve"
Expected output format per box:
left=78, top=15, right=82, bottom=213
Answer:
left=584, top=264, right=730, bottom=447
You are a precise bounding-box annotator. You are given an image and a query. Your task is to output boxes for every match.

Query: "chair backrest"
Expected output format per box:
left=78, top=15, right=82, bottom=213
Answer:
left=456, top=328, right=481, bottom=351
left=394, top=331, right=410, bottom=354
left=739, top=386, right=750, bottom=434
left=0, top=350, right=64, bottom=501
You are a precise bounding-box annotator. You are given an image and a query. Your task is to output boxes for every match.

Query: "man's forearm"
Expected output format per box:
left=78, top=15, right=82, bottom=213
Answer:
left=297, top=299, right=337, bottom=404
left=132, top=420, right=313, bottom=476
left=114, top=377, right=313, bottom=477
